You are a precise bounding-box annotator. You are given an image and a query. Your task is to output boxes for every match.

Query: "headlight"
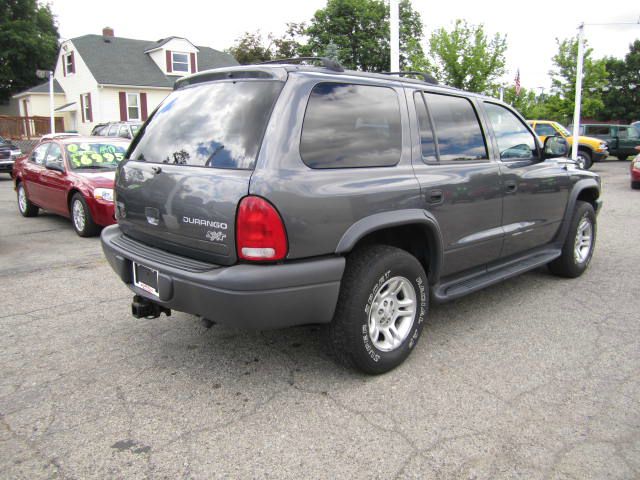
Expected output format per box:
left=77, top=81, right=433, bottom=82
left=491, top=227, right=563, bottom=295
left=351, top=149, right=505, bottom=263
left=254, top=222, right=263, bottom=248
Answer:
left=599, top=142, right=608, bottom=151
left=94, top=188, right=114, bottom=202
left=10, top=149, right=21, bottom=158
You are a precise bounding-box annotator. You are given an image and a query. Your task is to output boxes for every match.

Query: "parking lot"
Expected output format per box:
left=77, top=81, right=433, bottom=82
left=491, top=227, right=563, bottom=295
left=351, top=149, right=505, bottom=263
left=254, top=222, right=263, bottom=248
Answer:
left=1, top=161, right=639, bottom=479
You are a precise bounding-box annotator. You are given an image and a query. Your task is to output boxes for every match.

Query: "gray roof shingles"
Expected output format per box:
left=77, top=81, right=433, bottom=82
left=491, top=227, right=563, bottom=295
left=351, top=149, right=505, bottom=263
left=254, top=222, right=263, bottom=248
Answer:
left=23, top=79, right=64, bottom=94
left=71, top=34, right=238, bottom=88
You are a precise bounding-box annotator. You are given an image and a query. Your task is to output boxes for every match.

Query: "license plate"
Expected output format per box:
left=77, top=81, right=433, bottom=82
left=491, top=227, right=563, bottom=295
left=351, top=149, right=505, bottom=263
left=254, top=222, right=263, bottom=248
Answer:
left=133, top=262, right=159, bottom=297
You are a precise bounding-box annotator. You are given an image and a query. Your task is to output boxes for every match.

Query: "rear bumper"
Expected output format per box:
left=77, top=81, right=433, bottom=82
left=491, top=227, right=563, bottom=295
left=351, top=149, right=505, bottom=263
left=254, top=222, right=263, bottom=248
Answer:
left=101, top=225, right=345, bottom=329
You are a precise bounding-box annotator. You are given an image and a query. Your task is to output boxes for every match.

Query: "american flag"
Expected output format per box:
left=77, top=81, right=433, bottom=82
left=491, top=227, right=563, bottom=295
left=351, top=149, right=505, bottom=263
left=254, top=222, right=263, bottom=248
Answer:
left=514, top=69, right=521, bottom=96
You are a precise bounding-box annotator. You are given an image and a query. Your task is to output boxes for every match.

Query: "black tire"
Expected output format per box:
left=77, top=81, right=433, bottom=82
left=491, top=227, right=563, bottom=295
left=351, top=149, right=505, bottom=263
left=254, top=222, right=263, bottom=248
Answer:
left=577, top=150, right=592, bottom=170
left=70, top=193, right=99, bottom=237
left=617, top=155, right=628, bottom=161
left=16, top=182, right=39, bottom=217
left=632, top=181, right=640, bottom=190
left=548, top=201, right=596, bottom=278
left=326, top=245, right=428, bottom=374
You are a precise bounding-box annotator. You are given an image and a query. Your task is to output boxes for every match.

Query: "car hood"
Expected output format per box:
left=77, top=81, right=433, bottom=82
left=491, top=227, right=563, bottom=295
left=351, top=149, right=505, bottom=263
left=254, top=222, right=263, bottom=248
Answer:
left=75, top=170, right=116, bottom=188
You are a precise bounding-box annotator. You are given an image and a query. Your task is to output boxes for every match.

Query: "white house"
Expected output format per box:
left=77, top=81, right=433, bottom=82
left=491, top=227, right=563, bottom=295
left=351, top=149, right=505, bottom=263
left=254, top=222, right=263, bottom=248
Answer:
left=12, top=27, right=238, bottom=135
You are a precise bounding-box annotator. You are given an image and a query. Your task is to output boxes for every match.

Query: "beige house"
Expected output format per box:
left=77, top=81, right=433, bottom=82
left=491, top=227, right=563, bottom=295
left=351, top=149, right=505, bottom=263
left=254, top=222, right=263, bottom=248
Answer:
left=12, top=28, right=237, bottom=135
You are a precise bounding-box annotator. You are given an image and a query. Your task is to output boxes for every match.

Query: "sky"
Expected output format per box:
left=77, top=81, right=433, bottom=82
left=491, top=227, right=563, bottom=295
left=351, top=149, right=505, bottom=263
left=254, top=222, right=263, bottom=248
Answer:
left=50, top=0, right=639, bottom=91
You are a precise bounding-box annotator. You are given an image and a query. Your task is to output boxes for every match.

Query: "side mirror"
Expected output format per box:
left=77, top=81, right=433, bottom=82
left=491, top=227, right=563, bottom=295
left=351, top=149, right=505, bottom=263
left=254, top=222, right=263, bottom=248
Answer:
left=543, top=136, right=568, bottom=159
left=45, top=159, right=65, bottom=172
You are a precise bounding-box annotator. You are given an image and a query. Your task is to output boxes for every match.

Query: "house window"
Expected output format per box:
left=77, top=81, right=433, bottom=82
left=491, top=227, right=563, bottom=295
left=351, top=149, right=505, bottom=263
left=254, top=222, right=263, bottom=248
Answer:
left=82, top=93, right=91, bottom=122
left=65, top=52, right=75, bottom=75
left=127, top=93, right=140, bottom=120
left=172, top=52, right=189, bottom=72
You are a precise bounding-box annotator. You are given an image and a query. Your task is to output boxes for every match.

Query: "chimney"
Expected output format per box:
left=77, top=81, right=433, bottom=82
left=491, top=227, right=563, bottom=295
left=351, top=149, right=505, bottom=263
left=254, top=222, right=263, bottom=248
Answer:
left=102, top=27, right=114, bottom=38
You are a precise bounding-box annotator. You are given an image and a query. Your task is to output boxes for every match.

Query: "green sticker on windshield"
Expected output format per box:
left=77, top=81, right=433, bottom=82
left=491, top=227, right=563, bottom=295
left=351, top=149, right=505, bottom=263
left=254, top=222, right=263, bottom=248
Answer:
left=67, top=144, right=79, bottom=153
left=80, top=154, right=92, bottom=165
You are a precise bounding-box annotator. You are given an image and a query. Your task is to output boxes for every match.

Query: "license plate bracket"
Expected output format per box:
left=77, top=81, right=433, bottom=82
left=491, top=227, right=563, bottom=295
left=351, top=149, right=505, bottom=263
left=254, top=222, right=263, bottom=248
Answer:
left=133, top=262, right=159, bottom=297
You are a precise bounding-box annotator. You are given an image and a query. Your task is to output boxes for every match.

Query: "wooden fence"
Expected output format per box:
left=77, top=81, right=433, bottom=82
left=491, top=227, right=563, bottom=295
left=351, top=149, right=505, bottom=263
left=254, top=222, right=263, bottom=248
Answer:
left=0, top=115, right=65, bottom=140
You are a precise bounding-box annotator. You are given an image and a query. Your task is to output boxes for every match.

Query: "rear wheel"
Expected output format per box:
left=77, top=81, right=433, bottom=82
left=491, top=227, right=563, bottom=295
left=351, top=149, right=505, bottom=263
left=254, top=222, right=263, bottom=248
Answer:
left=16, top=182, right=39, bottom=217
left=576, top=150, right=592, bottom=170
left=548, top=201, right=596, bottom=278
left=632, top=181, right=640, bottom=190
left=617, top=155, right=628, bottom=161
left=326, top=245, right=428, bottom=374
left=70, top=193, right=99, bottom=237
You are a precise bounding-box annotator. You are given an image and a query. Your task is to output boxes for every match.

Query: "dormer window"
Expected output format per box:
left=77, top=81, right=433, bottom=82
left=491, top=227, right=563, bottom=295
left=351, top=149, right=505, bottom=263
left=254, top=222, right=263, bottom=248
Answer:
left=64, top=51, right=75, bottom=75
left=172, top=52, right=189, bottom=73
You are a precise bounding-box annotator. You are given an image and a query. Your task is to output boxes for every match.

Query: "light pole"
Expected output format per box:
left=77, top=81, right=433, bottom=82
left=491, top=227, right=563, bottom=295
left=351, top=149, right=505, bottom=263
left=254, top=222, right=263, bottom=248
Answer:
left=35, top=69, right=54, bottom=135
left=390, top=0, right=399, bottom=72
left=571, top=24, right=584, bottom=161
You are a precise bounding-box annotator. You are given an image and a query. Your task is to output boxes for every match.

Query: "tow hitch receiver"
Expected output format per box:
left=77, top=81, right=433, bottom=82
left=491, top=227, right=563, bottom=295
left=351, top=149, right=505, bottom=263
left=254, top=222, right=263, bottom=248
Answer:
left=131, top=295, right=171, bottom=319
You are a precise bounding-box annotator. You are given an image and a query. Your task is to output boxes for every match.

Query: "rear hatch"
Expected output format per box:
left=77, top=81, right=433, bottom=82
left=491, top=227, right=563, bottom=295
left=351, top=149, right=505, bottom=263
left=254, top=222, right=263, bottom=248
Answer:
left=116, top=73, right=284, bottom=265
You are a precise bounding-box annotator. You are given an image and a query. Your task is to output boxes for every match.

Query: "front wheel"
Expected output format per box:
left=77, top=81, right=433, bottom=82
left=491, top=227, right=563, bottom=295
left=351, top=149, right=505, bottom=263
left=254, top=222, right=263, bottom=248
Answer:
left=70, top=193, right=99, bottom=237
left=576, top=150, right=592, bottom=170
left=326, top=245, right=428, bottom=374
left=548, top=201, right=596, bottom=278
left=16, top=182, right=39, bottom=217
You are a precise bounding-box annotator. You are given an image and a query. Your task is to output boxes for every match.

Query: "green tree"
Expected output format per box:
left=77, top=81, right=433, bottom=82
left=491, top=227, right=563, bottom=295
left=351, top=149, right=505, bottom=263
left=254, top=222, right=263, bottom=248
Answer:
left=427, top=19, right=507, bottom=93
left=599, top=40, right=640, bottom=122
left=272, top=22, right=306, bottom=59
left=547, top=36, right=608, bottom=120
left=226, top=31, right=273, bottom=64
left=0, top=0, right=59, bottom=104
left=304, top=0, right=426, bottom=72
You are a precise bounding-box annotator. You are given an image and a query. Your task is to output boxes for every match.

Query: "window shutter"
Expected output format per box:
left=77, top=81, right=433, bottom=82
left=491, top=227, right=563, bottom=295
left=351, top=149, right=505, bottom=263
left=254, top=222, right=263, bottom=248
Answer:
left=166, top=50, right=172, bottom=73
left=190, top=53, right=196, bottom=73
left=87, top=92, right=93, bottom=122
left=80, top=95, right=85, bottom=123
left=70, top=51, right=75, bottom=74
left=140, top=92, right=148, bottom=121
left=118, top=92, right=127, bottom=121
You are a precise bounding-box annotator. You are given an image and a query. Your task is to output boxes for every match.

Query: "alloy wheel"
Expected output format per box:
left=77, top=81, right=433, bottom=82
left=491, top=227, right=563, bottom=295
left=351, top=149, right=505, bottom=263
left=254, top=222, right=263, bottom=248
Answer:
left=367, top=276, right=417, bottom=352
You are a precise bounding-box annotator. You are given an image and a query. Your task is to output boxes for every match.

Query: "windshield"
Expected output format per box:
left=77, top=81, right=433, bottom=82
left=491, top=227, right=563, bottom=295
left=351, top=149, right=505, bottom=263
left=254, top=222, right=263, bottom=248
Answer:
left=555, top=123, right=571, bottom=137
left=65, top=141, right=129, bottom=170
left=128, top=80, right=283, bottom=170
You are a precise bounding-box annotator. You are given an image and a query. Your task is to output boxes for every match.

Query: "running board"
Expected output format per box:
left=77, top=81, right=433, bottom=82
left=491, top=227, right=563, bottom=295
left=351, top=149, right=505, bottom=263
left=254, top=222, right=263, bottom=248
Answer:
left=433, top=248, right=562, bottom=302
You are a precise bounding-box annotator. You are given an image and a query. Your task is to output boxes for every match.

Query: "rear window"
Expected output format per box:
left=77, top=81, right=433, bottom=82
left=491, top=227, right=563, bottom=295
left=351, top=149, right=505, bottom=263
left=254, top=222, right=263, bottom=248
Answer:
left=300, top=83, right=402, bottom=168
left=128, top=81, right=283, bottom=170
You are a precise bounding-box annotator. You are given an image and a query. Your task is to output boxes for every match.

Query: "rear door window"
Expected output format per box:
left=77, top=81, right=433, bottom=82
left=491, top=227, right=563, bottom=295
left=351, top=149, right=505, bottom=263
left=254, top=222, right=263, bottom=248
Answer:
left=423, top=93, right=488, bottom=162
left=30, top=144, right=49, bottom=165
left=128, top=81, right=283, bottom=170
left=300, top=83, right=402, bottom=168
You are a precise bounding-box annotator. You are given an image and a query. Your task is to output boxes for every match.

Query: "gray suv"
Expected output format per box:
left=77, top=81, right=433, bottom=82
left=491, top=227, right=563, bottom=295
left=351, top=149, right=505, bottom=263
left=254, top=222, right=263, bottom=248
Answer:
left=101, top=59, right=602, bottom=374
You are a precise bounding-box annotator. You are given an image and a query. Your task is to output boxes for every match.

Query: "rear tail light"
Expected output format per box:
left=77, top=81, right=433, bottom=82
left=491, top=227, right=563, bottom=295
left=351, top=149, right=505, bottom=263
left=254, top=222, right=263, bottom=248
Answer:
left=236, top=196, right=288, bottom=261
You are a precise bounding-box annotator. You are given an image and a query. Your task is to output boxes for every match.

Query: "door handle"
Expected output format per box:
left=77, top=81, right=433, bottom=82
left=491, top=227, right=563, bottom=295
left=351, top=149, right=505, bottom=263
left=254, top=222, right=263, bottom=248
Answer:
left=428, top=189, right=443, bottom=204
left=504, top=180, right=517, bottom=194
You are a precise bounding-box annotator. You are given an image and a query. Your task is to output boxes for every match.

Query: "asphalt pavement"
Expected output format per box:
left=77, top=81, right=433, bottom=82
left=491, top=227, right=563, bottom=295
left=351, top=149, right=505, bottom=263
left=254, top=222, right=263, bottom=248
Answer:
left=1, top=160, right=639, bottom=479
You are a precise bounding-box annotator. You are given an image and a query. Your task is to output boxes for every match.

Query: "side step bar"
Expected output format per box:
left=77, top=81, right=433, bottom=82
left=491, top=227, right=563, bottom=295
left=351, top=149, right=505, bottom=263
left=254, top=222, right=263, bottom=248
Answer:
left=433, top=248, right=562, bottom=303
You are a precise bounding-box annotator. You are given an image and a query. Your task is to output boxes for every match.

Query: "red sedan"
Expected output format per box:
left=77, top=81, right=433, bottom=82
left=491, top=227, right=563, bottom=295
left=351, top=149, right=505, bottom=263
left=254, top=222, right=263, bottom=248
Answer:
left=13, top=136, right=130, bottom=236
left=632, top=146, right=640, bottom=190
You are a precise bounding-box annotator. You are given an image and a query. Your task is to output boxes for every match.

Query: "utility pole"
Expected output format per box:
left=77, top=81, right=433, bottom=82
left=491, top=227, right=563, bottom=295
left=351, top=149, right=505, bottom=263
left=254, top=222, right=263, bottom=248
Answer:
left=571, top=23, right=584, bottom=161
left=390, top=0, right=399, bottom=72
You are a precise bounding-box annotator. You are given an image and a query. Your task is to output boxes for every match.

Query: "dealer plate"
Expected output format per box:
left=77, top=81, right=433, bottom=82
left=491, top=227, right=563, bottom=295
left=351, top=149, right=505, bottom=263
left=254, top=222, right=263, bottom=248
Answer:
left=133, top=262, right=159, bottom=297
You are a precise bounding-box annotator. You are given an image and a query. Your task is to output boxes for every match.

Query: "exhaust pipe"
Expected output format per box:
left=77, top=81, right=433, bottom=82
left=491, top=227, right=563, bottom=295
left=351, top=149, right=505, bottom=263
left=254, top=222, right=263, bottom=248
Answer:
left=131, top=295, right=171, bottom=319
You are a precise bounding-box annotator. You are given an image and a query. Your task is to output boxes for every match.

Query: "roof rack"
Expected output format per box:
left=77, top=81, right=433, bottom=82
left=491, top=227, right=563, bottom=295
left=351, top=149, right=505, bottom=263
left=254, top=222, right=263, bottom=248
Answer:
left=381, top=71, right=438, bottom=85
left=260, top=57, right=344, bottom=72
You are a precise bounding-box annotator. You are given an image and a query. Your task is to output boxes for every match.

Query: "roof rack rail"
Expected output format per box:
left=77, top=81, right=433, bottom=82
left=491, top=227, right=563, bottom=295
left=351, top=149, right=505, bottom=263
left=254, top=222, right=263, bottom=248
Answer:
left=260, top=57, right=344, bottom=72
left=381, top=71, right=438, bottom=85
